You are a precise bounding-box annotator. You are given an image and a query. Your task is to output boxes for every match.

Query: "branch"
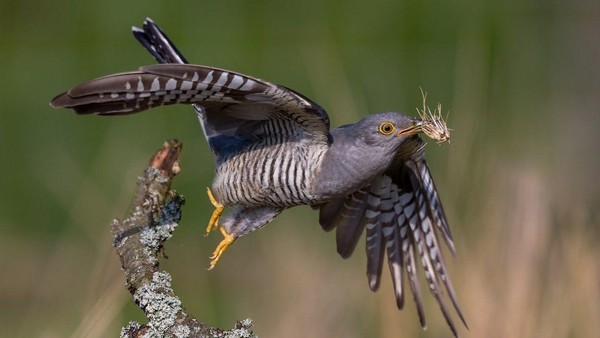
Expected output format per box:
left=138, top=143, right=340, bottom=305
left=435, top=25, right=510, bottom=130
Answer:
left=111, top=140, right=256, bottom=338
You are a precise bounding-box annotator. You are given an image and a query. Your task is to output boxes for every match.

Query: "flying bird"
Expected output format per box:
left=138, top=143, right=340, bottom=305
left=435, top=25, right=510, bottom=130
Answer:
left=50, top=18, right=466, bottom=336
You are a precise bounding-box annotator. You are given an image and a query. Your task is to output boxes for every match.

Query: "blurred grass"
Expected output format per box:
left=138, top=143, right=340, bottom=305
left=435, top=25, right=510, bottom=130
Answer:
left=1, top=0, right=599, bottom=337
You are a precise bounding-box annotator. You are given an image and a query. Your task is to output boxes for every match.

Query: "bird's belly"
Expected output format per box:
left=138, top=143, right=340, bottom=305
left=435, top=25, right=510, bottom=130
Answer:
left=212, top=142, right=327, bottom=208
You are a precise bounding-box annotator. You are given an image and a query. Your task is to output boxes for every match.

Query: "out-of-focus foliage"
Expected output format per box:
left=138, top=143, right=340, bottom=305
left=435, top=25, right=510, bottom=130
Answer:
left=1, top=0, right=598, bottom=337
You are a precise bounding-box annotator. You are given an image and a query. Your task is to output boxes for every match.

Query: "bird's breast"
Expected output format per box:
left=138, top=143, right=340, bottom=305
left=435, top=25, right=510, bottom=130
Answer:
left=310, top=139, right=398, bottom=201
left=212, top=141, right=328, bottom=208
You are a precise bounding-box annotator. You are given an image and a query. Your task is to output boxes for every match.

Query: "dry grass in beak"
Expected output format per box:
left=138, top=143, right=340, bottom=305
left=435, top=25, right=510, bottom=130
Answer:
left=416, top=88, right=451, bottom=144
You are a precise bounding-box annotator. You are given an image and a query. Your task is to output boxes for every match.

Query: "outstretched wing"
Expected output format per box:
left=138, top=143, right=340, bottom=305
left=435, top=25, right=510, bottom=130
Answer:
left=50, top=64, right=331, bottom=149
left=128, top=19, right=332, bottom=152
left=51, top=18, right=330, bottom=153
left=319, top=136, right=467, bottom=337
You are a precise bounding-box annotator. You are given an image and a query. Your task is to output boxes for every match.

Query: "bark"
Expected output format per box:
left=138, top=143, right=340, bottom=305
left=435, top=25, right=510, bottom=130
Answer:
left=111, top=140, right=255, bottom=338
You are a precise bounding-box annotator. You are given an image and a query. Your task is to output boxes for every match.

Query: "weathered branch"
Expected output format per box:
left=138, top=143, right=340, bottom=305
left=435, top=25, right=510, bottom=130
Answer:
left=111, top=140, right=255, bottom=338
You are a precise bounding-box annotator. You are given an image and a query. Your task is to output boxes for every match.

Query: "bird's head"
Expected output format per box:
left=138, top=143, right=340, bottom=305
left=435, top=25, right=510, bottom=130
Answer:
left=357, top=112, right=422, bottom=152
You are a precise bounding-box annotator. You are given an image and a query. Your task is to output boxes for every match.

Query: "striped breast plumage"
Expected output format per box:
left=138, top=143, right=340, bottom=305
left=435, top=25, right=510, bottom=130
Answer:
left=212, top=139, right=328, bottom=208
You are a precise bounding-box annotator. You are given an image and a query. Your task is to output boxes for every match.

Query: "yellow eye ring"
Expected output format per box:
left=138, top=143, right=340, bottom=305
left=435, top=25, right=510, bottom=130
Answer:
left=378, top=122, right=396, bottom=135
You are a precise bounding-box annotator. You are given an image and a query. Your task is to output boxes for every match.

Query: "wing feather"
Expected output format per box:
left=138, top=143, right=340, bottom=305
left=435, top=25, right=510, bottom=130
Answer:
left=334, top=188, right=370, bottom=257
left=364, top=178, right=386, bottom=291
left=386, top=184, right=405, bottom=309
left=327, top=135, right=466, bottom=336
left=408, top=159, right=468, bottom=328
left=318, top=198, right=346, bottom=232
left=51, top=21, right=331, bottom=149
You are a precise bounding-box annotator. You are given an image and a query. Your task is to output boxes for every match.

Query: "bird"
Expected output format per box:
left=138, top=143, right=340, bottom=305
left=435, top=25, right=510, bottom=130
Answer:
left=50, top=18, right=466, bottom=336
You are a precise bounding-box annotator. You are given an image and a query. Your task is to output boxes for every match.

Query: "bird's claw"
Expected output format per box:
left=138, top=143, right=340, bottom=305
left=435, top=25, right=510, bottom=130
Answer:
left=208, top=227, right=236, bottom=270
left=205, top=187, right=224, bottom=237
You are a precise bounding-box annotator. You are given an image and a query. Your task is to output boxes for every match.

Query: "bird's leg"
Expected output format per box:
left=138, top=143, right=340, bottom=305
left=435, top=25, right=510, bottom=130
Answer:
left=208, top=227, right=236, bottom=270
left=205, top=187, right=224, bottom=236
left=206, top=206, right=283, bottom=270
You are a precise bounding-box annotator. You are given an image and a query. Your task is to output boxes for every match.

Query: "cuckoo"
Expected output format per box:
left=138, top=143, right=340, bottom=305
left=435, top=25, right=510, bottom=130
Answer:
left=51, top=19, right=466, bottom=336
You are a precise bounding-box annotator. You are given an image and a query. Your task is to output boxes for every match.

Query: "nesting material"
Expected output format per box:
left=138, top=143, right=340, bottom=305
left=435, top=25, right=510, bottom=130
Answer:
left=416, top=89, right=451, bottom=144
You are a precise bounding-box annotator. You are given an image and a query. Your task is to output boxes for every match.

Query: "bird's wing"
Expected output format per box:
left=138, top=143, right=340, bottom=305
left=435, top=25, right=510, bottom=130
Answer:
left=319, top=136, right=466, bottom=337
left=51, top=19, right=330, bottom=153
left=50, top=64, right=331, bottom=150
left=384, top=148, right=467, bottom=337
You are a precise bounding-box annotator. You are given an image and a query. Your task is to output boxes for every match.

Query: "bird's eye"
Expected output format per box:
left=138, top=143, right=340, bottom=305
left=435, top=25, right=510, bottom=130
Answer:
left=378, top=122, right=396, bottom=135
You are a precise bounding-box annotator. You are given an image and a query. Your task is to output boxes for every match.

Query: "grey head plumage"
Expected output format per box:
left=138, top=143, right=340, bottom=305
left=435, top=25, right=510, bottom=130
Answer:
left=50, top=18, right=466, bottom=337
left=314, top=112, right=421, bottom=199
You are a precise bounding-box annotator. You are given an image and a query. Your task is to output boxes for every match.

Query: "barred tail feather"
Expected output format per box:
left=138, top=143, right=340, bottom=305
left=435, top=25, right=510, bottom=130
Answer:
left=133, top=18, right=188, bottom=64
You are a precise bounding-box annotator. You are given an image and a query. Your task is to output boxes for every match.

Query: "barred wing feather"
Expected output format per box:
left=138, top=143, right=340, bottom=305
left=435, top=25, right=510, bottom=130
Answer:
left=50, top=64, right=331, bottom=146
left=323, top=141, right=467, bottom=337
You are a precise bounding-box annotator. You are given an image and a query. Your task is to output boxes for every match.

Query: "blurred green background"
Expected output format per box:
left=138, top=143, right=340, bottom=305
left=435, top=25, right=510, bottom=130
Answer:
left=1, top=0, right=599, bottom=337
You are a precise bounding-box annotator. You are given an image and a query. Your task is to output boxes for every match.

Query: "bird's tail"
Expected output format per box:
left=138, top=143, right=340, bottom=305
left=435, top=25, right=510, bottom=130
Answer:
left=50, top=19, right=271, bottom=115
left=132, top=18, right=212, bottom=140
left=132, top=18, right=188, bottom=64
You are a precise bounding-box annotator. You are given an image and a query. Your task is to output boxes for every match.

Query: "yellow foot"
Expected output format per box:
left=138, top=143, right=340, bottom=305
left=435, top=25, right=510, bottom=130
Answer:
left=205, top=187, right=224, bottom=237
left=208, top=227, right=236, bottom=270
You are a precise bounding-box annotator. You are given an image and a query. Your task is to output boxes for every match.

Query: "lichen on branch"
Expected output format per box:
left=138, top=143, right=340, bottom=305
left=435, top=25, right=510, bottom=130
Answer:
left=111, top=140, right=256, bottom=338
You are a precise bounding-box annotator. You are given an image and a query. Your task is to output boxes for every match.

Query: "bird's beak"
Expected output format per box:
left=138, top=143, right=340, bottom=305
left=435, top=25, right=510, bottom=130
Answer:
left=397, top=124, right=422, bottom=137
